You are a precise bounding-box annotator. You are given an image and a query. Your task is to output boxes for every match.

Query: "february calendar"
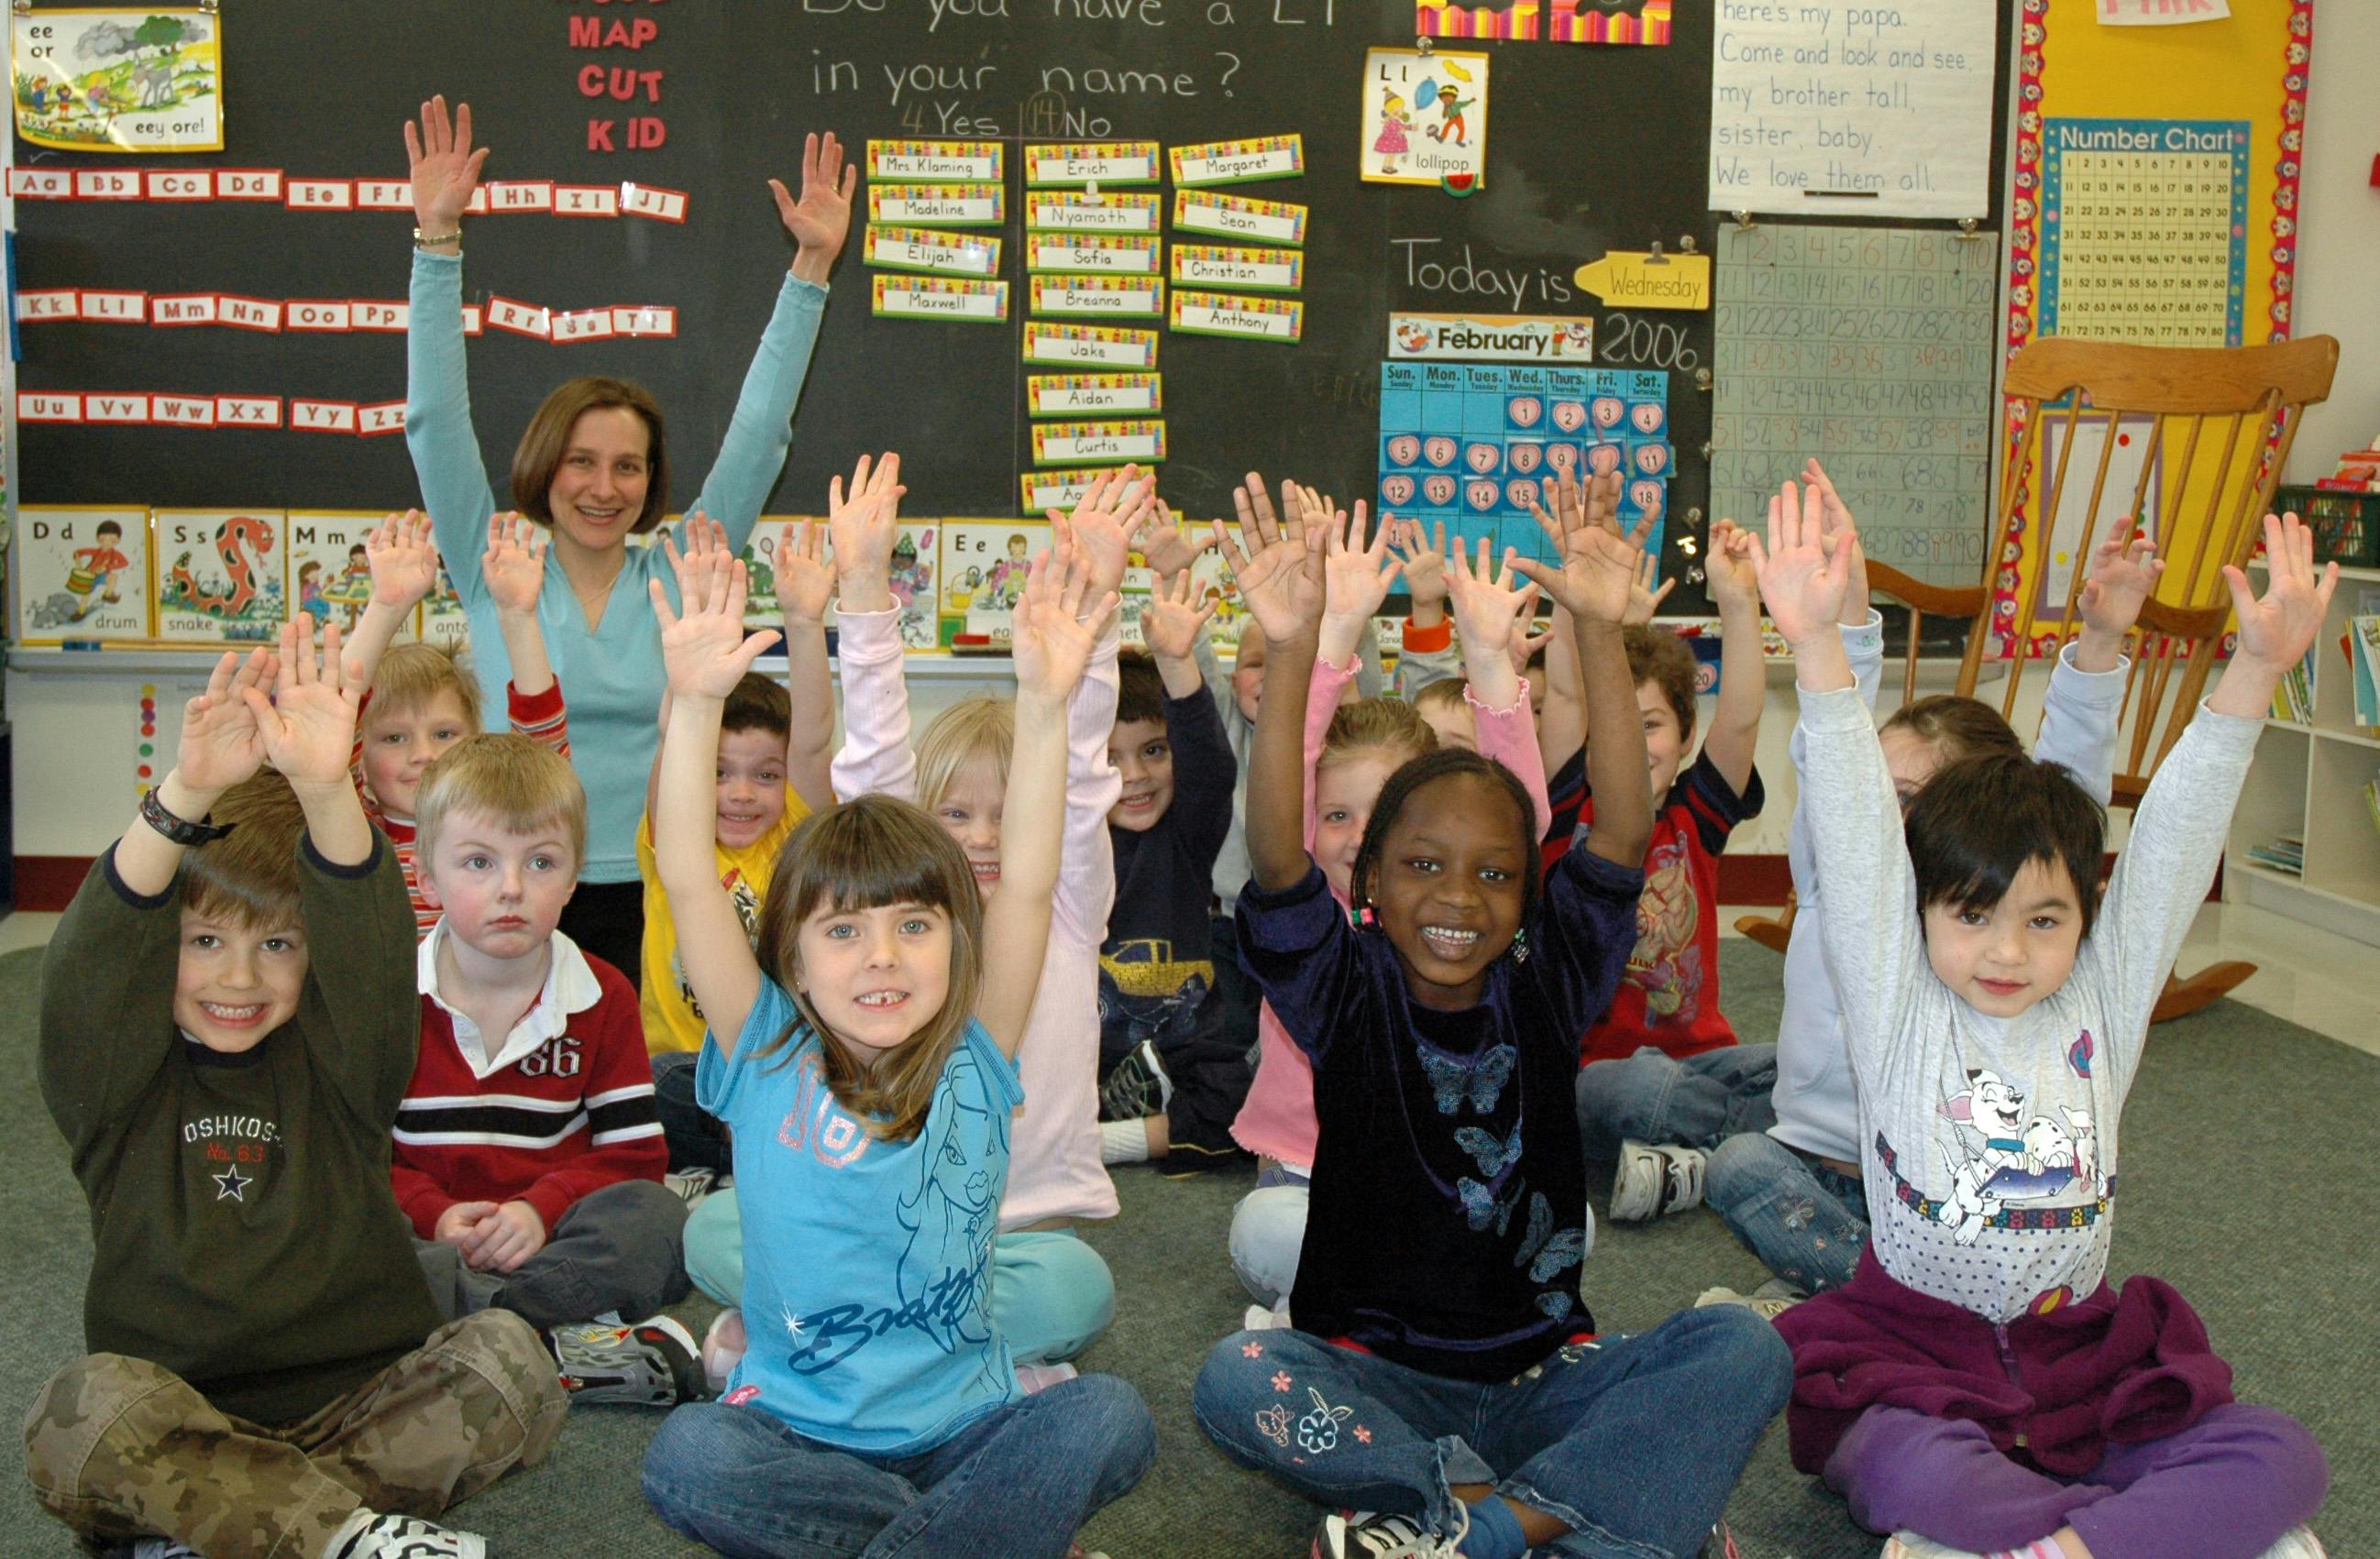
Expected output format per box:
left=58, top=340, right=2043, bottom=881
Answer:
left=2039, top=118, right=2250, bottom=348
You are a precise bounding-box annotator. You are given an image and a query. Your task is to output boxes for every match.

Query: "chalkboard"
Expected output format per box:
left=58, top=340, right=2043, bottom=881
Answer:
left=9, top=0, right=2011, bottom=616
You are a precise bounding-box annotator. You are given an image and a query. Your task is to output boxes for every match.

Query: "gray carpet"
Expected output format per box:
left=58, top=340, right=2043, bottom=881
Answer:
left=3, top=939, right=2371, bottom=1557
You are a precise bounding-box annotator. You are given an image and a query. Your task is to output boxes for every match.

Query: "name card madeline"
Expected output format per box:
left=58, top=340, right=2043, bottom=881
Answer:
left=1169, top=135, right=1306, bottom=188
left=1172, top=244, right=1304, bottom=293
left=1025, top=141, right=1162, bottom=187
left=1027, top=234, right=1162, bottom=275
left=1172, top=190, right=1306, bottom=246
left=1021, top=323, right=1159, bottom=369
left=1032, top=420, right=1167, bottom=466
left=1169, top=291, right=1305, bottom=343
left=866, top=140, right=1003, bottom=181
left=1029, top=275, right=1165, bottom=319
left=1026, top=374, right=1163, bottom=417
left=867, top=183, right=1004, bottom=227
left=872, top=275, right=1010, bottom=324
left=863, top=225, right=1002, bottom=278
left=1020, top=467, right=1121, bottom=513
left=1026, top=192, right=1162, bottom=233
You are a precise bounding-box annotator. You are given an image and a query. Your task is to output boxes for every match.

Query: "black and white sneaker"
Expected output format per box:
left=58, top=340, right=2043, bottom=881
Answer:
left=549, top=1315, right=704, bottom=1407
left=1609, top=1139, right=1706, bottom=1223
left=128, top=1540, right=204, bottom=1558
left=1313, top=1509, right=1471, bottom=1559
left=328, top=1511, right=488, bottom=1559
left=1098, top=1039, right=1174, bottom=1123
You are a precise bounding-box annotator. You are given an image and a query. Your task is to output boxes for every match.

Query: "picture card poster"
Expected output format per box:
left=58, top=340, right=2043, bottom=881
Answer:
left=15, top=505, right=150, bottom=642
left=155, top=509, right=285, bottom=643
left=1361, top=48, right=1490, bottom=189
left=740, top=519, right=941, bottom=651
left=11, top=7, right=223, bottom=152
left=288, top=511, right=410, bottom=642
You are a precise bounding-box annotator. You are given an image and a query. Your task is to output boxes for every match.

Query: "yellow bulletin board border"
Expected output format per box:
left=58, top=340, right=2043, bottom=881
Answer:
left=1993, top=0, right=2311, bottom=656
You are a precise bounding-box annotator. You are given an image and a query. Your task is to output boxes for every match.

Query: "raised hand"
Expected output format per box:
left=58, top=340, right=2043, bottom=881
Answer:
left=481, top=512, right=547, bottom=617
left=1802, top=457, right=1870, bottom=623
left=1142, top=566, right=1218, bottom=661
left=651, top=546, right=780, bottom=702
left=403, top=95, right=487, bottom=236
left=1704, top=519, right=1761, bottom=615
left=2225, top=511, right=2339, bottom=670
left=1011, top=538, right=1117, bottom=701
left=777, top=518, right=834, bottom=625
left=1515, top=469, right=1647, bottom=626
left=177, top=645, right=279, bottom=795
left=367, top=509, right=443, bottom=612
left=828, top=452, right=906, bottom=613
left=1054, top=463, right=1154, bottom=600
left=1507, top=613, right=1557, bottom=676
left=241, top=618, right=365, bottom=790
left=1745, top=478, right=1858, bottom=648
left=1321, top=500, right=1401, bottom=628
left=1132, top=498, right=1216, bottom=581
left=1444, top=538, right=1540, bottom=663
left=770, top=131, right=859, bottom=281
left=1622, top=546, right=1677, bottom=626
left=1394, top=518, right=1450, bottom=612
left=2077, top=517, right=2164, bottom=642
left=1220, top=470, right=1326, bottom=643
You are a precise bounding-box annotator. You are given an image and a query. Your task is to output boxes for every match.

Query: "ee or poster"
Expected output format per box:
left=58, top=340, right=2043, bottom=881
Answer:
left=1361, top=48, right=1489, bottom=190
left=1707, top=0, right=1995, bottom=219
left=11, top=7, right=222, bottom=152
left=2038, top=118, right=2250, bottom=347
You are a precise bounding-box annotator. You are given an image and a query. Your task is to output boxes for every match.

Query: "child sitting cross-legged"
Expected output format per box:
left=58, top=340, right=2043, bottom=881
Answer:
left=1195, top=478, right=1790, bottom=1559
left=25, top=621, right=565, bottom=1559
left=1754, top=493, right=2333, bottom=1559
left=636, top=515, right=1155, bottom=1557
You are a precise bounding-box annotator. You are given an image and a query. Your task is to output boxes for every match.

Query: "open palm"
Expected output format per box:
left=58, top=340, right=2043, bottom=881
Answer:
left=404, top=95, right=487, bottom=233
left=768, top=132, right=857, bottom=264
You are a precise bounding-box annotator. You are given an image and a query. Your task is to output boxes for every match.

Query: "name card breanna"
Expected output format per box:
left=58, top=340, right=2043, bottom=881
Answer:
left=1027, top=234, right=1163, bottom=276
left=1170, top=291, right=1305, bottom=344
left=867, top=184, right=1004, bottom=227
left=1022, top=324, right=1160, bottom=369
left=872, top=275, right=1010, bottom=324
left=1172, top=191, right=1307, bottom=247
left=1169, top=135, right=1306, bottom=188
left=1027, top=192, right=1163, bottom=234
left=1026, top=374, right=1164, bottom=417
left=1031, top=420, right=1167, bottom=467
left=1029, top=276, right=1165, bottom=319
left=863, top=225, right=1002, bottom=279
left=866, top=140, right=1003, bottom=182
left=1171, top=244, right=1305, bottom=293
left=1025, top=142, right=1162, bottom=187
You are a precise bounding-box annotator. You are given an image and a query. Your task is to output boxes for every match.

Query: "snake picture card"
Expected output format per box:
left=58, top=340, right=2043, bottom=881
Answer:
left=153, top=508, right=285, bottom=643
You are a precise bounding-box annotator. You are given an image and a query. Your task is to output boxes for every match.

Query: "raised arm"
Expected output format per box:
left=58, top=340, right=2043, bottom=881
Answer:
left=1391, top=519, right=1461, bottom=698
left=483, top=512, right=556, bottom=704
left=2035, top=518, right=2162, bottom=804
left=348, top=511, right=441, bottom=691
left=978, top=543, right=1118, bottom=1056
left=1220, top=472, right=1329, bottom=892
left=241, top=618, right=375, bottom=869
left=1045, top=465, right=1148, bottom=943
left=682, top=134, right=855, bottom=551
left=116, top=647, right=275, bottom=899
left=1442, top=538, right=1553, bottom=839
left=1700, top=519, right=1767, bottom=797
left=826, top=455, right=920, bottom=805
left=650, top=546, right=785, bottom=1055
left=775, top=516, right=839, bottom=812
left=1315, top=496, right=1403, bottom=677
left=402, top=96, right=498, bottom=587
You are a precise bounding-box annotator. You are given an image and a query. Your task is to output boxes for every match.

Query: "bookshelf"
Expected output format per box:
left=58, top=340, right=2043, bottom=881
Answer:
left=2224, top=563, right=2380, bottom=948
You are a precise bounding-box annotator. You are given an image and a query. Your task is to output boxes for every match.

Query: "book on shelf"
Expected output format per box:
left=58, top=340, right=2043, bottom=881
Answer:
left=2345, top=615, right=2380, bottom=733
left=2270, top=642, right=2318, bottom=725
left=2365, top=775, right=2380, bottom=843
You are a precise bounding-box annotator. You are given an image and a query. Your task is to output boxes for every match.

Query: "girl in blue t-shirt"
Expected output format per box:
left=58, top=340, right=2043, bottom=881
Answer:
left=638, top=506, right=1153, bottom=1557
left=1193, top=479, right=1792, bottom=1559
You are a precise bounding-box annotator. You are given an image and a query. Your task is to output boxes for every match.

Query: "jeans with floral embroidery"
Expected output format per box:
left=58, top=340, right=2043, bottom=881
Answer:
left=1705, top=1131, right=1868, bottom=1294
left=1192, top=1310, right=1789, bottom=1557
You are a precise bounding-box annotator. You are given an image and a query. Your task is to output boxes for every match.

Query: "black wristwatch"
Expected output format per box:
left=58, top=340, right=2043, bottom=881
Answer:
left=140, top=785, right=236, bottom=847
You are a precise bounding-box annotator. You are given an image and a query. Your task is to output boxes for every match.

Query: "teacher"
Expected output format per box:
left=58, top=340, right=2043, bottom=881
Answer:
left=401, top=96, right=854, bottom=980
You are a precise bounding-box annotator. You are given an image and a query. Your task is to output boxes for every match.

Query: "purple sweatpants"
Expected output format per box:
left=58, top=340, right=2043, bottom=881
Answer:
left=1824, top=1403, right=2327, bottom=1559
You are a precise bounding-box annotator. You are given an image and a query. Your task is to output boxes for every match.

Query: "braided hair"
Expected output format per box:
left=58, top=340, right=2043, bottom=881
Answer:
left=1349, top=747, right=1544, bottom=927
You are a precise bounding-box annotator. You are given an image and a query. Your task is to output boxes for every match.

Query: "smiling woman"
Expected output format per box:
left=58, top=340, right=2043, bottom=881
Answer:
left=401, top=96, right=856, bottom=980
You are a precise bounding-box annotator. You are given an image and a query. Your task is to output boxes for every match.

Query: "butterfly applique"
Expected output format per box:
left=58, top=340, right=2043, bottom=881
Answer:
left=1457, top=1176, right=1518, bottom=1235
left=1537, top=1290, right=1575, bottom=1320
left=1512, top=1191, right=1587, bottom=1282
left=2068, top=1029, right=2095, bottom=1079
left=1454, top=1124, right=1523, bottom=1178
left=1416, top=1042, right=1515, bottom=1116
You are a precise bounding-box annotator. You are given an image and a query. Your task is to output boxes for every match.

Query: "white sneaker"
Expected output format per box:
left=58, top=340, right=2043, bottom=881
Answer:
left=1695, top=1278, right=1808, bottom=1321
left=1242, top=1295, right=1293, bottom=1332
left=662, top=1167, right=716, bottom=1204
left=129, top=1540, right=204, bottom=1559
left=329, top=1511, right=488, bottom=1559
left=1315, top=1506, right=1471, bottom=1559
left=2258, top=1530, right=2329, bottom=1559
left=550, top=1315, right=704, bottom=1407
left=1609, top=1140, right=1707, bottom=1222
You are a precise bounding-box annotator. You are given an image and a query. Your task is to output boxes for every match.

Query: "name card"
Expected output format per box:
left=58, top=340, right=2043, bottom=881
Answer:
left=1032, top=420, right=1167, bottom=466
left=868, top=183, right=1005, bottom=226
left=1022, top=323, right=1160, bottom=370
left=865, top=224, right=1002, bottom=278
left=1026, top=374, right=1164, bottom=418
left=1169, top=135, right=1306, bottom=188
left=1025, top=141, right=1162, bottom=187
left=1027, top=234, right=1163, bottom=275
left=1172, top=190, right=1306, bottom=246
left=873, top=274, right=1011, bottom=324
left=1028, top=276, right=1164, bottom=319
left=1172, top=244, right=1304, bottom=292
left=1170, top=291, right=1305, bottom=343
left=868, top=140, right=1003, bottom=181
left=1026, top=192, right=1163, bottom=233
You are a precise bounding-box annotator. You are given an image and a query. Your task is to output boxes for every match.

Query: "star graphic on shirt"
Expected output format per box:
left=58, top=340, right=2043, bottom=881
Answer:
left=213, top=1165, right=252, bottom=1202
left=783, top=1311, right=808, bottom=1341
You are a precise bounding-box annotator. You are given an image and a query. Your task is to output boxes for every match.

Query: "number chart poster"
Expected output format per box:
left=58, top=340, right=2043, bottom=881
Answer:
left=2038, top=118, right=2249, bottom=347
left=1378, top=364, right=1674, bottom=567
left=11, top=7, right=223, bottom=152
left=1712, top=224, right=2000, bottom=588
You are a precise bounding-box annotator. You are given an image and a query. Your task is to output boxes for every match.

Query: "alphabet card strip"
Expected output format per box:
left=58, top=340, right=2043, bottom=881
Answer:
left=1171, top=244, right=1304, bottom=293
left=866, top=139, right=1003, bottom=181
left=1361, top=48, right=1491, bottom=190
left=873, top=274, right=1011, bottom=324
left=153, top=510, right=286, bottom=643
left=1031, top=420, right=1166, bottom=467
left=864, top=224, right=1002, bottom=278
left=14, top=506, right=152, bottom=644
left=1026, top=373, right=1163, bottom=418
left=1168, top=291, right=1305, bottom=344
left=867, top=183, right=1005, bottom=226
left=1171, top=191, right=1307, bottom=247
left=1026, top=191, right=1162, bottom=233
left=14, top=290, right=656, bottom=340
left=1169, top=135, right=1306, bottom=188
left=1022, top=323, right=1159, bottom=369
left=1026, top=233, right=1162, bottom=276
left=1024, top=142, right=1162, bottom=188
left=1029, top=275, right=1164, bottom=320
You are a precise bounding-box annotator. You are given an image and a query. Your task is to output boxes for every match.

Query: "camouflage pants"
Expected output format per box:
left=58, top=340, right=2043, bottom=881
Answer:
left=23, top=1310, right=567, bottom=1559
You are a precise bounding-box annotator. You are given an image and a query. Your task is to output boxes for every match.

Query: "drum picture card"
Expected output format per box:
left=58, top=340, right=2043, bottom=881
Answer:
left=15, top=505, right=151, bottom=642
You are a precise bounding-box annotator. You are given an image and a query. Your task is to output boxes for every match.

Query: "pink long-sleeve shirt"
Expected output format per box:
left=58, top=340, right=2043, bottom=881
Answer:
left=1228, top=656, right=1552, bottom=1168
left=830, top=608, right=1121, bottom=1229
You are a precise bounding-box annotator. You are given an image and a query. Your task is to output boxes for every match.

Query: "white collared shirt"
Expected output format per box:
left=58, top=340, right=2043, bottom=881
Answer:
left=417, top=921, right=605, bottom=1081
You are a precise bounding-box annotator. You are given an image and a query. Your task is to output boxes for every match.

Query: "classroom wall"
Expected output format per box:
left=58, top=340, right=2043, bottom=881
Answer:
left=2283, top=3, right=2380, bottom=480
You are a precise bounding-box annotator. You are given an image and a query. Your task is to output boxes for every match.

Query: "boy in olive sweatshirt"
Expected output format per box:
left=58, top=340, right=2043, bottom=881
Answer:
left=24, top=624, right=565, bottom=1559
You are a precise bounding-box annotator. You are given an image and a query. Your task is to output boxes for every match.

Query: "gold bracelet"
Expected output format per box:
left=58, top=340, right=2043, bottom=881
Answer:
left=412, top=226, right=462, bottom=248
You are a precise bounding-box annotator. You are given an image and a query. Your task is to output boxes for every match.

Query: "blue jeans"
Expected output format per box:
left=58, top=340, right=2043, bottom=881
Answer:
left=1574, top=1044, right=1779, bottom=1161
left=683, top=1190, right=1116, bottom=1366
left=652, top=1050, right=733, bottom=1176
left=643, top=1374, right=1153, bottom=1559
left=1229, top=1162, right=1309, bottom=1305
left=1705, top=1131, right=1868, bottom=1294
left=1193, top=1310, right=1791, bottom=1558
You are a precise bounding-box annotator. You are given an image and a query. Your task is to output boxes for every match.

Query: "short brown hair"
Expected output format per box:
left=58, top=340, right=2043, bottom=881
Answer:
left=1625, top=626, right=1698, bottom=740
left=179, top=774, right=306, bottom=931
left=753, top=796, right=984, bottom=1143
left=368, top=642, right=483, bottom=732
left=722, top=671, right=791, bottom=741
left=1318, top=697, right=1437, bottom=773
left=413, top=734, right=589, bottom=874
left=915, top=697, right=1014, bottom=812
left=509, top=377, right=669, bottom=534
left=1412, top=677, right=1470, bottom=717
left=1115, top=649, right=1165, bottom=728
left=1881, top=695, right=2025, bottom=767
